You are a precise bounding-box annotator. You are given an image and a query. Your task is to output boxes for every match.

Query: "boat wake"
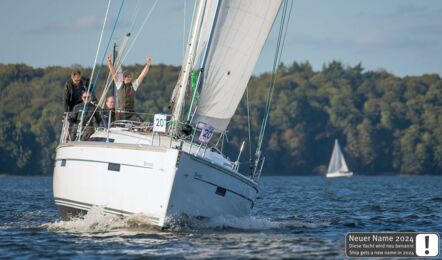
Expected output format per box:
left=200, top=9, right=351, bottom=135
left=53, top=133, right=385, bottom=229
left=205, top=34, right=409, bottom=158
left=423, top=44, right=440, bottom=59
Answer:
left=44, top=206, right=280, bottom=233
left=166, top=215, right=281, bottom=231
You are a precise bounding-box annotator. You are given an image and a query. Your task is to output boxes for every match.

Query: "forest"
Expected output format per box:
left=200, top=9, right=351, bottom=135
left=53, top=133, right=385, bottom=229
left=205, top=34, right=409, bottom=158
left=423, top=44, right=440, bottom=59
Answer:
left=0, top=61, right=441, bottom=175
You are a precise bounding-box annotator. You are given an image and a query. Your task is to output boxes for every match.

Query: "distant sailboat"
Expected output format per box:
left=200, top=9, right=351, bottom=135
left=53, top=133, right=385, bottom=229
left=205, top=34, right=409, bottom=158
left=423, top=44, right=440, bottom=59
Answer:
left=326, top=139, right=353, bottom=178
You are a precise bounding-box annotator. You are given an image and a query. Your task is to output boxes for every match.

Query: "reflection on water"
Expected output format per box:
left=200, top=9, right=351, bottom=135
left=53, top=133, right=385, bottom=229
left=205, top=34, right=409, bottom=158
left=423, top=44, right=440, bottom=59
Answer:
left=0, top=176, right=441, bottom=258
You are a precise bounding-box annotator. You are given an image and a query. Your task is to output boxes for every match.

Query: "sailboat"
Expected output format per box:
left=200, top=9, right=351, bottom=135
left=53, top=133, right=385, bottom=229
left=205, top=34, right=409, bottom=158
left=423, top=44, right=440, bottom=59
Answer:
left=53, top=0, right=286, bottom=228
left=325, top=139, right=353, bottom=178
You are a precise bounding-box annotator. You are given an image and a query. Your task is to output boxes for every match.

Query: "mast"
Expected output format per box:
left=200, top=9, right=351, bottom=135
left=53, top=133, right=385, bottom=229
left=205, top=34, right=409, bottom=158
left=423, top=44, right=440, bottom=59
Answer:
left=187, top=0, right=222, bottom=123
left=172, top=0, right=208, bottom=135
left=112, top=42, right=117, bottom=98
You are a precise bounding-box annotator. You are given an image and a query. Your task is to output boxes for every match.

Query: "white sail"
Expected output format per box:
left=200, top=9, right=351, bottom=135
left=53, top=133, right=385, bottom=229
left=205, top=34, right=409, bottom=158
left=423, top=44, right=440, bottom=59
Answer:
left=191, top=0, right=282, bottom=131
left=327, top=140, right=350, bottom=174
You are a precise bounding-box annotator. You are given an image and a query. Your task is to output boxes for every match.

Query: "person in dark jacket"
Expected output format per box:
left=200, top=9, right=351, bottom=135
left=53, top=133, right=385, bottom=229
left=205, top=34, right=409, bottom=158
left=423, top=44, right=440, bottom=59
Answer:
left=64, top=69, right=91, bottom=112
left=106, top=54, right=152, bottom=121
left=68, top=91, right=104, bottom=141
left=102, top=96, right=116, bottom=127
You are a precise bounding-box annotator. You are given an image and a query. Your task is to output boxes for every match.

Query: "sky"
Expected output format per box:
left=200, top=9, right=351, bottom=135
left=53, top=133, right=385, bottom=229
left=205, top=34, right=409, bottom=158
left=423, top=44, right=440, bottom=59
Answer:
left=0, top=0, right=442, bottom=76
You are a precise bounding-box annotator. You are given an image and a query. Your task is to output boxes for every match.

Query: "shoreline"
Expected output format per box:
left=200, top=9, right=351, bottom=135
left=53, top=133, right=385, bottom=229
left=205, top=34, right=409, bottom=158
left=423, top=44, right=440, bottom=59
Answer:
left=0, top=173, right=440, bottom=177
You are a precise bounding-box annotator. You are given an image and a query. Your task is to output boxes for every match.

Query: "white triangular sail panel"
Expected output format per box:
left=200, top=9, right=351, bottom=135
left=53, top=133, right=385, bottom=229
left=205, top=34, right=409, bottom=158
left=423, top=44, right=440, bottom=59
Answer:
left=327, top=140, right=349, bottom=173
left=192, top=0, right=282, bottom=131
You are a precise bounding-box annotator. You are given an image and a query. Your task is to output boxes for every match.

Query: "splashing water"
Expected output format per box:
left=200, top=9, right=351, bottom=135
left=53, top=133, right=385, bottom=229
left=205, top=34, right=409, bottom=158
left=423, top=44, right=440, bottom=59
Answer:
left=45, top=206, right=126, bottom=233
left=44, top=207, right=161, bottom=234
left=44, top=206, right=279, bottom=234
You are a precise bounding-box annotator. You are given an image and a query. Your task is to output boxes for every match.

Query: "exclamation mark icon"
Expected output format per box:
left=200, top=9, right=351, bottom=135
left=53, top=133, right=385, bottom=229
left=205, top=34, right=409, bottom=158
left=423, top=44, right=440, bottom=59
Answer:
left=425, top=235, right=429, bottom=255
left=416, top=233, right=438, bottom=257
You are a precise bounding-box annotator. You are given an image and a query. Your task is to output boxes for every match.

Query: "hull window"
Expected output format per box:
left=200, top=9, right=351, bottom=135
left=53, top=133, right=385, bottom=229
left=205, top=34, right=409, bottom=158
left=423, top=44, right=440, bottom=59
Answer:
left=108, top=163, right=120, bottom=172
left=215, top=187, right=226, bottom=197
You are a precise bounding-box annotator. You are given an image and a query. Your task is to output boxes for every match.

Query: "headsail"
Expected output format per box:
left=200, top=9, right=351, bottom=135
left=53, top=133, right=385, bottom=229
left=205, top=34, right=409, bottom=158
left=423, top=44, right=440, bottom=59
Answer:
left=191, top=0, right=283, bottom=131
left=327, top=140, right=350, bottom=173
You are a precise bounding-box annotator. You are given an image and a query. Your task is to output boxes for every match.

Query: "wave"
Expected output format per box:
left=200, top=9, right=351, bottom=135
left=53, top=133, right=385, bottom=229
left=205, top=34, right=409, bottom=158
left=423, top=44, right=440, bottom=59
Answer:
left=166, top=215, right=282, bottom=231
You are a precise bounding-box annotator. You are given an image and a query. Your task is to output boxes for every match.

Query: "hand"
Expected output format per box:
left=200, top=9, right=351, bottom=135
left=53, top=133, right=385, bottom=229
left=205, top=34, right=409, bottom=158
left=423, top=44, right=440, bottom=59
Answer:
left=107, top=54, right=112, bottom=64
left=146, top=56, right=152, bottom=66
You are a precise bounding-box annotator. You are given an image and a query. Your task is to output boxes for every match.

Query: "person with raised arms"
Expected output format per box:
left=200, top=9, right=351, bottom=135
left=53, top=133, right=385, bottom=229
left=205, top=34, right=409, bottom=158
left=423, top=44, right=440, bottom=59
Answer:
left=106, top=54, right=152, bottom=122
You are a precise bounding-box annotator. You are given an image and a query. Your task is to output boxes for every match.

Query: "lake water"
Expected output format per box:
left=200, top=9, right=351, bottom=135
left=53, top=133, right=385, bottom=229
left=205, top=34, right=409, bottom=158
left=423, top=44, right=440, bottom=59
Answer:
left=0, top=176, right=441, bottom=258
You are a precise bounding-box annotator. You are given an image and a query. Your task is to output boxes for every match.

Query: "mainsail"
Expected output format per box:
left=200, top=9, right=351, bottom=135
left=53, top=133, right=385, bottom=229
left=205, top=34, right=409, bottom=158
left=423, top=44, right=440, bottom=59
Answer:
left=327, top=140, right=350, bottom=173
left=191, top=0, right=282, bottom=131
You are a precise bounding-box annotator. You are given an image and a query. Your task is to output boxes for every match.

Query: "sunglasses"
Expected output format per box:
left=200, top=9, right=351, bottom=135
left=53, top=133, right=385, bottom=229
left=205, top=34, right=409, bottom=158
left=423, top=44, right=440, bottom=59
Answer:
left=82, top=96, right=91, bottom=99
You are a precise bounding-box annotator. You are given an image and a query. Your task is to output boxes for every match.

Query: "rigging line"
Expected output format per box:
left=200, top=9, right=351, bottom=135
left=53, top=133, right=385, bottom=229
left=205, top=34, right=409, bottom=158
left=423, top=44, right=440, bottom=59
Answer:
left=184, top=0, right=209, bottom=122
left=256, top=0, right=291, bottom=155
left=278, top=0, right=293, bottom=63
left=170, top=0, right=202, bottom=126
left=120, top=0, right=160, bottom=65
left=246, top=86, right=253, bottom=164
left=256, top=0, right=293, bottom=159
left=78, top=0, right=125, bottom=139
left=188, top=0, right=221, bottom=124
left=258, top=0, right=292, bottom=147
left=97, top=34, right=131, bottom=107
left=128, top=0, right=141, bottom=34
left=98, top=36, right=127, bottom=107
left=76, top=0, right=112, bottom=141
left=90, top=0, right=126, bottom=95
left=260, top=0, right=288, bottom=132
left=253, top=0, right=293, bottom=142
left=84, top=34, right=131, bottom=130
left=256, top=1, right=286, bottom=150
left=88, top=0, right=112, bottom=94
left=183, top=0, right=187, bottom=60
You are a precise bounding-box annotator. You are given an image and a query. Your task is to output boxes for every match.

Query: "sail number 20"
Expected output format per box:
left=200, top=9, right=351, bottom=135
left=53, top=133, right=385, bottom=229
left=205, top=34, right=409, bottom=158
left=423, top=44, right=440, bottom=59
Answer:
left=202, top=128, right=213, bottom=139
left=198, top=123, right=215, bottom=143
left=155, top=118, right=165, bottom=127
left=153, top=114, right=167, bottom=133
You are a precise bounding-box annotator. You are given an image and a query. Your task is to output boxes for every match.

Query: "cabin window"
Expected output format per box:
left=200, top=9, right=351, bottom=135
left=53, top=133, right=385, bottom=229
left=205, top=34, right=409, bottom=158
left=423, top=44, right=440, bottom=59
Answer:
left=88, top=137, right=115, bottom=143
left=215, top=187, right=226, bottom=197
left=61, top=159, right=66, bottom=167
left=108, top=163, right=120, bottom=172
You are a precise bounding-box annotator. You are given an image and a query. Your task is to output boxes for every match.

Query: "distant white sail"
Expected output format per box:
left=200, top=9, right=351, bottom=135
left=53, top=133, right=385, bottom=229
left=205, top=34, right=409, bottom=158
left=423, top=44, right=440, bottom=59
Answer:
left=191, top=0, right=282, bottom=131
left=327, top=140, right=350, bottom=174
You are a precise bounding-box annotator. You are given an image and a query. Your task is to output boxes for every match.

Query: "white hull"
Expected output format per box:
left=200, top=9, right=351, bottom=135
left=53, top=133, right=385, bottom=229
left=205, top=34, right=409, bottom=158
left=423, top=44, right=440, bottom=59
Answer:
left=326, top=171, right=353, bottom=178
left=53, top=130, right=258, bottom=228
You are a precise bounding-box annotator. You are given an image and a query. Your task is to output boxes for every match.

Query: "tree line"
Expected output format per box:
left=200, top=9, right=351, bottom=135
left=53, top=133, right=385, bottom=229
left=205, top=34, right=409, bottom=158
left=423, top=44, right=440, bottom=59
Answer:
left=0, top=61, right=441, bottom=175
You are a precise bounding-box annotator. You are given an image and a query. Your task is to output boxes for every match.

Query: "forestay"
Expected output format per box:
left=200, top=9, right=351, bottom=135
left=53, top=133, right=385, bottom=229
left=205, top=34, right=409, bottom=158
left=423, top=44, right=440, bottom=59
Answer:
left=327, top=140, right=350, bottom=173
left=191, top=0, right=282, bottom=131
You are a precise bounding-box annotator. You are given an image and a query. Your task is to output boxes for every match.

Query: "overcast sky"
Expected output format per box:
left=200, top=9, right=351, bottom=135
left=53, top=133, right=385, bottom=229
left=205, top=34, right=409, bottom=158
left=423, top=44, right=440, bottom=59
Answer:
left=1, top=0, right=441, bottom=76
